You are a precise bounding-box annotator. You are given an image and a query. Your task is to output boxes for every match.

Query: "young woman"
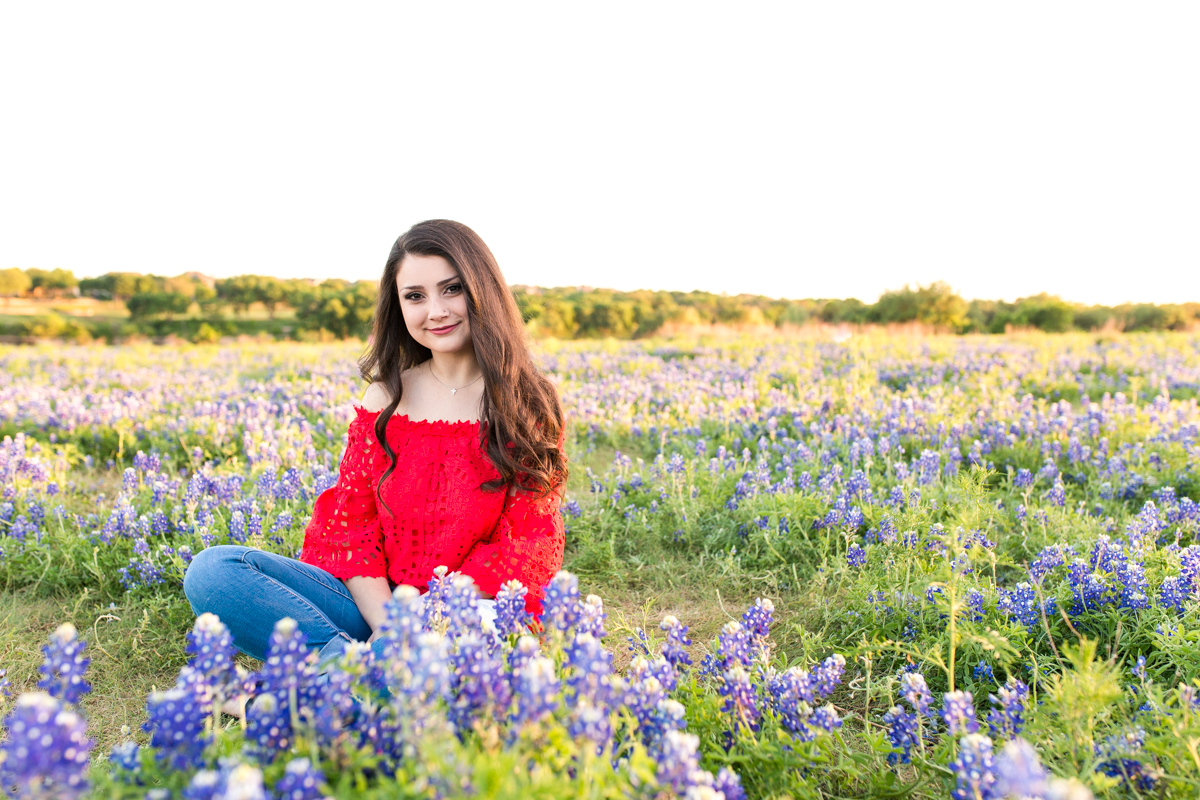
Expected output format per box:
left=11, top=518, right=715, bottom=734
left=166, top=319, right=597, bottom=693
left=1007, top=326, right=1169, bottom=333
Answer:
left=183, top=219, right=568, bottom=673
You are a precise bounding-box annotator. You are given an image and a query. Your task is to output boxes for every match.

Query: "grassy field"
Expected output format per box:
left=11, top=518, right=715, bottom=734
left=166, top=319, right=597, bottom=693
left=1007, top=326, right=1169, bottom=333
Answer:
left=3, top=334, right=1199, bottom=798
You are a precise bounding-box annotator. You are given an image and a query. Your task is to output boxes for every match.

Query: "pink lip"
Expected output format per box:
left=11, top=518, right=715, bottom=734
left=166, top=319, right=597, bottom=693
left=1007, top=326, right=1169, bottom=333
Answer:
left=428, top=322, right=460, bottom=335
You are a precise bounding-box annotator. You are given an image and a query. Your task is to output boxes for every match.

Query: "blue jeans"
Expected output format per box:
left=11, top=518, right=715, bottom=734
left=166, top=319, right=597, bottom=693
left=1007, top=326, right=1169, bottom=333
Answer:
left=183, top=545, right=378, bottom=669
left=183, top=545, right=498, bottom=671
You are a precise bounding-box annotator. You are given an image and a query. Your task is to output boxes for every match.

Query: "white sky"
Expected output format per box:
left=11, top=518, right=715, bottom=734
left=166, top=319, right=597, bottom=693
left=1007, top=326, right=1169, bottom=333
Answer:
left=2, top=3, right=1197, bottom=305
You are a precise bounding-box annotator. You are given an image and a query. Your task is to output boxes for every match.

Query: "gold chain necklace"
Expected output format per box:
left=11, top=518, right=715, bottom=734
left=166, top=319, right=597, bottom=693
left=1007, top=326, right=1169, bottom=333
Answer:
left=427, top=361, right=483, bottom=395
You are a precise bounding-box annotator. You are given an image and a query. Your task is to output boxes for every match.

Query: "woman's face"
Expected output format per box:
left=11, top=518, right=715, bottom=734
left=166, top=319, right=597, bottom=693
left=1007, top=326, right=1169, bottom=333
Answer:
left=395, top=253, right=473, bottom=354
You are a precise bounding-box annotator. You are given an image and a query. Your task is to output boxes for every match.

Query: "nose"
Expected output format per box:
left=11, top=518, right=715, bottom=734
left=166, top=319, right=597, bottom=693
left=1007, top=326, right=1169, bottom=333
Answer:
left=427, top=296, right=450, bottom=322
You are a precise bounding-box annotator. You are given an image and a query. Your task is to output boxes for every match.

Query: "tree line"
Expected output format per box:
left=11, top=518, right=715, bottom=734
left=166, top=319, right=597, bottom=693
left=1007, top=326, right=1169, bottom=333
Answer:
left=514, top=282, right=1200, bottom=337
left=2, top=267, right=1198, bottom=341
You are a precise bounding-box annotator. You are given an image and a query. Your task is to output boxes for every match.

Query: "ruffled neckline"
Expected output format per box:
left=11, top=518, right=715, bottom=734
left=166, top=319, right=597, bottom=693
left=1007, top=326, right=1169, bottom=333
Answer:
left=351, top=404, right=481, bottom=437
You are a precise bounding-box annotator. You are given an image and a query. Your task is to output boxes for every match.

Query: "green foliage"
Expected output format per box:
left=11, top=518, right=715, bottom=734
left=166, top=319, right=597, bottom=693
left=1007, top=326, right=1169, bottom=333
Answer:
left=26, top=267, right=78, bottom=290
left=289, top=280, right=377, bottom=339
left=126, top=292, right=191, bottom=320
left=0, top=267, right=32, bottom=297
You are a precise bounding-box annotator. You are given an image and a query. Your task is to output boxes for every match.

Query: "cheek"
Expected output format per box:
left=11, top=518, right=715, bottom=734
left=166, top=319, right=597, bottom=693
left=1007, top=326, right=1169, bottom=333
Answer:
left=400, top=304, right=425, bottom=335
left=450, top=296, right=471, bottom=326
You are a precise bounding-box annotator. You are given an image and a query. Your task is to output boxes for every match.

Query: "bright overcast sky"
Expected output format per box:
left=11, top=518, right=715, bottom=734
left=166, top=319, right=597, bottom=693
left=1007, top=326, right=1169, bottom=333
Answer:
left=2, top=3, right=1197, bottom=305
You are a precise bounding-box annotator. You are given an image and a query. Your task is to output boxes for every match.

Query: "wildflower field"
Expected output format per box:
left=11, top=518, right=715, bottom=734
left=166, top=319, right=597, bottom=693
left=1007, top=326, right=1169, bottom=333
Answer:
left=2, top=333, right=1200, bottom=799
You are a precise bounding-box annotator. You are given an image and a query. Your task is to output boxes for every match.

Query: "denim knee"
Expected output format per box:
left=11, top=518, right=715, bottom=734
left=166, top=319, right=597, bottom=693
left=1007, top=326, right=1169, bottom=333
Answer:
left=183, top=545, right=249, bottom=616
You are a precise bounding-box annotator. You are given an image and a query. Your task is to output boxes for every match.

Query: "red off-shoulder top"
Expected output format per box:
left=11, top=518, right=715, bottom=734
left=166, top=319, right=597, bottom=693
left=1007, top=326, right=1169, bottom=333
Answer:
left=299, top=406, right=565, bottom=614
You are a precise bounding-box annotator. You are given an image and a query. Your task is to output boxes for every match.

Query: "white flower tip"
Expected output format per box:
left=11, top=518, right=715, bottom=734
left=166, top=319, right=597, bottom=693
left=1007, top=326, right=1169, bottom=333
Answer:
left=52, top=622, right=79, bottom=642
left=274, top=617, right=298, bottom=636
left=393, top=584, right=420, bottom=602
left=195, top=612, right=224, bottom=632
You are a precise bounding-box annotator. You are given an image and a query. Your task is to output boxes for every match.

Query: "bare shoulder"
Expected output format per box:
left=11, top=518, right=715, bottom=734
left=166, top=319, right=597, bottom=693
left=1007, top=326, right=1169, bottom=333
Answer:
left=359, top=382, right=393, bottom=413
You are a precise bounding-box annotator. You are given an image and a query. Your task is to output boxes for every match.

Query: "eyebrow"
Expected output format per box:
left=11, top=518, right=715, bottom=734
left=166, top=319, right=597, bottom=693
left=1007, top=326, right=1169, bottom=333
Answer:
left=401, top=276, right=460, bottom=291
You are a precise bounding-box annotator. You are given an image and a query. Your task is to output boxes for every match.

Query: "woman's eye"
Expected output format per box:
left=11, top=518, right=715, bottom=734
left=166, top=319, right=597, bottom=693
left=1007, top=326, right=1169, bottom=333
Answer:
left=405, top=293, right=423, bottom=302
left=445, top=284, right=462, bottom=294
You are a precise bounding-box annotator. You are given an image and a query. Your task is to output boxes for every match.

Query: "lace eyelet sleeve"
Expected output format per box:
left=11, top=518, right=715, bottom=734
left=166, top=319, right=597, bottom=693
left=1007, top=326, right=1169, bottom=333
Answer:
left=300, top=410, right=388, bottom=580
left=457, top=487, right=565, bottom=615
left=457, top=424, right=568, bottom=616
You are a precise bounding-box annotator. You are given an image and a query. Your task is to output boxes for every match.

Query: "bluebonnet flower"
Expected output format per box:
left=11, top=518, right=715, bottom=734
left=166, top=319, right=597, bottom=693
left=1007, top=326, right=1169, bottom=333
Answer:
left=655, top=730, right=705, bottom=795
left=942, top=691, right=979, bottom=735
left=445, top=574, right=482, bottom=636
left=378, top=584, right=425, bottom=657
left=846, top=543, right=867, bottom=568
left=660, top=614, right=693, bottom=668
left=37, top=622, right=91, bottom=705
left=228, top=510, right=247, bottom=543
left=246, top=691, right=293, bottom=757
left=812, top=654, right=846, bottom=697
left=899, top=672, right=933, bottom=716
left=998, top=582, right=1053, bottom=630
left=881, top=706, right=919, bottom=764
left=965, top=588, right=985, bottom=621
left=269, top=511, right=294, bottom=533
left=1096, top=727, right=1157, bottom=793
left=512, top=656, right=559, bottom=726
left=144, top=666, right=213, bottom=771
left=493, top=580, right=532, bottom=636
left=950, top=733, right=996, bottom=800
left=993, top=738, right=1049, bottom=798
left=313, top=642, right=374, bottom=744
left=741, top=597, right=773, bottom=641
left=565, top=633, right=614, bottom=748
left=627, top=627, right=653, bottom=658
left=206, top=763, right=266, bottom=800
left=108, top=740, right=140, bottom=775
left=1013, top=468, right=1033, bottom=488
left=713, top=767, right=747, bottom=800
left=720, top=665, right=760, bottom=734
left=186, top=613, right=239, bottom=699
left=973, top=661, right=994, bottom=683
left=576, top=594, right=607, bottom=638
left=273, top=757, right=325, bottom=800
left=716, top=621, right=753, bottom=670
left=0, top=692, right=92, bottom=799
left=986, top=678, right=1029, bottom=739
left=1158, top=574, right=1188, bottom=613
left=809, top=704, right=842, bottom=734
left=542, top=570, right=581, bottom=632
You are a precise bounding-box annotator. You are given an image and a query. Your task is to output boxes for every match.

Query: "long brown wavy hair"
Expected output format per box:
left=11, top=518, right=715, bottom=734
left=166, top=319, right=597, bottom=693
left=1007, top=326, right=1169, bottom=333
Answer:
left=358, top=219, right=567, bottom=515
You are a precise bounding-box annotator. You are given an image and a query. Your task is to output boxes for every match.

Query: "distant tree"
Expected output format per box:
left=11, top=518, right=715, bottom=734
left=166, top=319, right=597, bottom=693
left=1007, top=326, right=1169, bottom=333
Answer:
left=194, top=284, right=223, bottom=315
left=819, top=298, right=870, bottom=324
left=1073, top=306, right=1115, bottom=331
left=0, top=268, right=32, bottom=297
left=127, top=291, right=190, bottom=320
left=26, top=268, right=78, bottom=291
left=163, top=275, right=200, bottom=298
left=292, top=280, right=377, bottom=339
left=216, top=276, right=262, bottom=316
left=914, top=282, right=968, bottom=330
left=1012, top=294, right=1074, bottom=332
left=80, top=272, right=160, bottom=300
left=78, top=276, right=113, bottom=299
left=871, top=285, right=923, bottom=323
left=256, top=276, right=287, bottom=318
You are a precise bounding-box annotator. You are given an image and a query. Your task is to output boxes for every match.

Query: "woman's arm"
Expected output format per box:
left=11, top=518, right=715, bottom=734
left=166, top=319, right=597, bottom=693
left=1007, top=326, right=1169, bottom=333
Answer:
left=456, top=486, right=565, bottom=614
left=345, top=575, right=393, bottom=641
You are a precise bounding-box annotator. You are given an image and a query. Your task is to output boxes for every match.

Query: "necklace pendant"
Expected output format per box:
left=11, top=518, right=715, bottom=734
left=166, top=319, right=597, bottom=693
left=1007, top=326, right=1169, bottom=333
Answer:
left=451, top=388, right=457, bottom=395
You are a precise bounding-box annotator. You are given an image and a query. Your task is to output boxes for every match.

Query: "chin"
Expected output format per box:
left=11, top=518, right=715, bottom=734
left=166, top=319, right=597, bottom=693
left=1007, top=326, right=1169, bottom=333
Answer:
left=419, top=331, right=473, bottom=354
